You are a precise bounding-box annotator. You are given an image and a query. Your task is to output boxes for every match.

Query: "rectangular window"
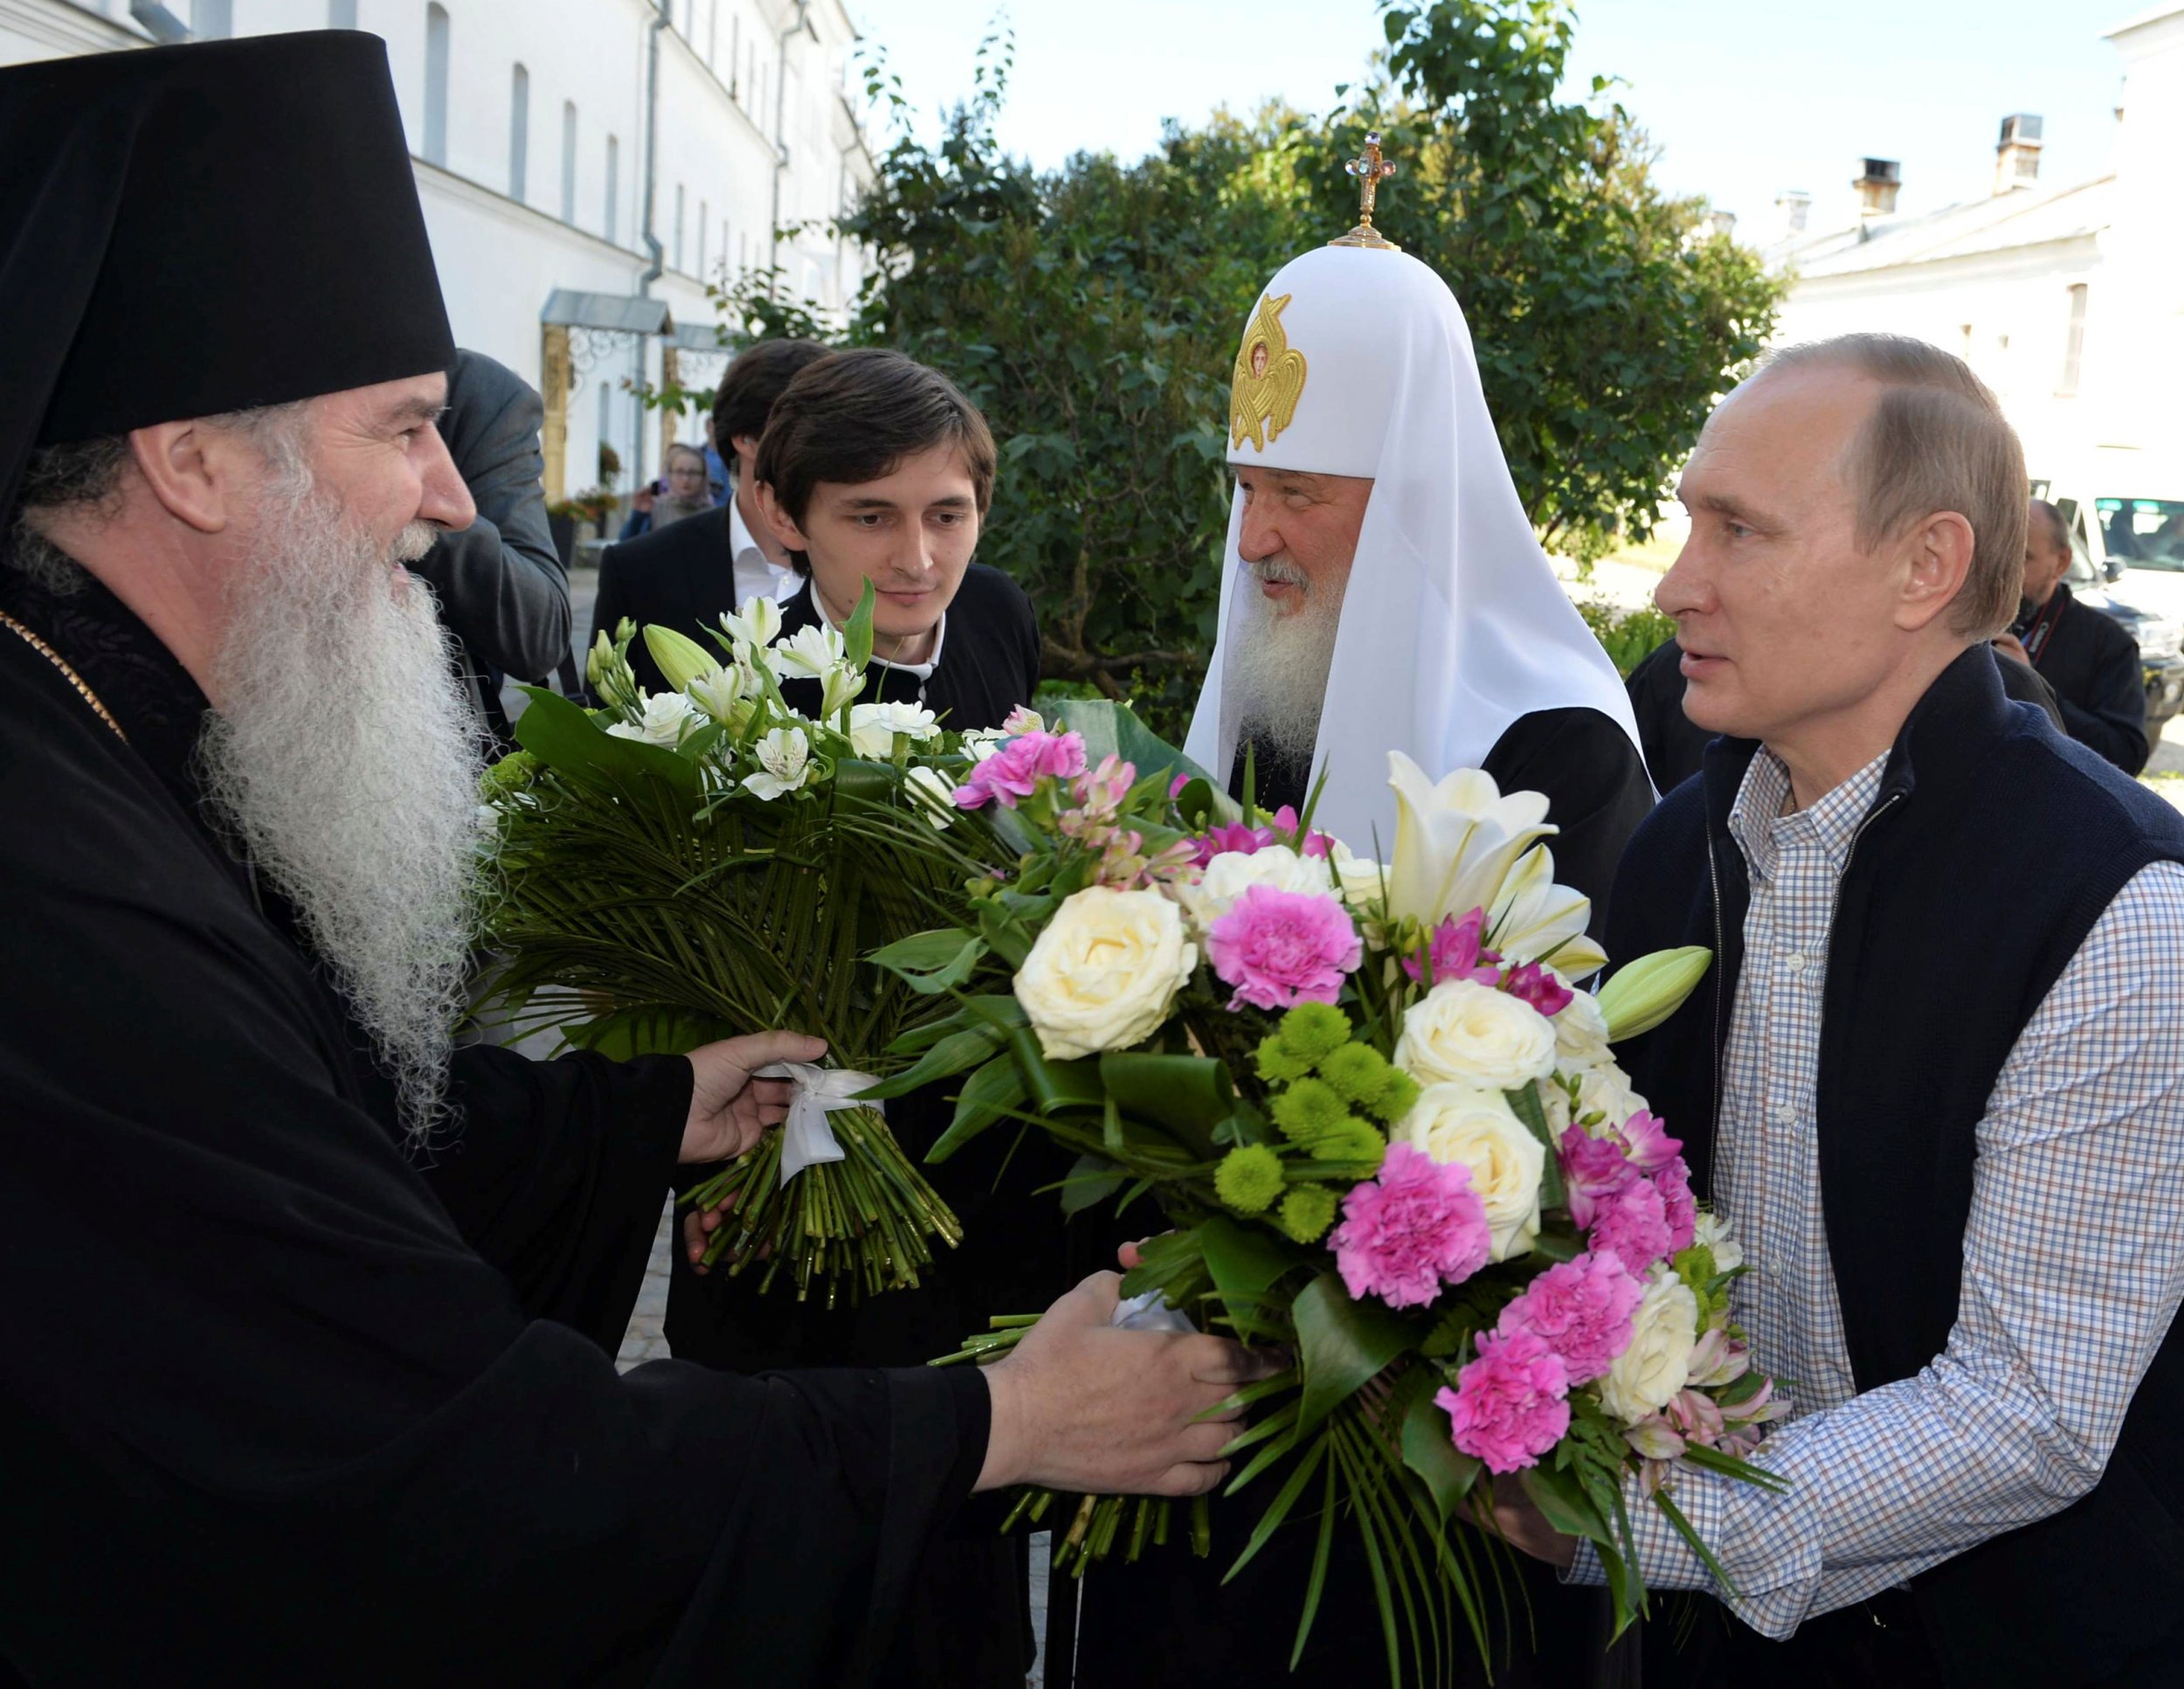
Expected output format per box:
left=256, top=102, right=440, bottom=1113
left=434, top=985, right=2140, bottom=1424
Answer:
left=605, top=135, right=619, bottom=242
left=2061, top=283, right=2089, bottom=396
left=697, top=198, right=708, bottom=278
left=559, top=102, right=578, bottom=224
left=707, top=0, right=718, bottom=66
left=674, top=183, right=686, bottom=272
left=424, top=3, right=451, bottom=166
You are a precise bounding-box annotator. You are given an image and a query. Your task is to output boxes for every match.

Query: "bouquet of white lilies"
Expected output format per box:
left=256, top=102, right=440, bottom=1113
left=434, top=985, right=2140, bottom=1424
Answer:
left=478, top=587, right=977, bottom=1304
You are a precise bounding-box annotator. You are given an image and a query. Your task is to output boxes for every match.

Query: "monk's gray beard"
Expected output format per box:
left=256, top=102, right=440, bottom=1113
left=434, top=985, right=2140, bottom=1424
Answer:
left=197, top=467, right=485, bottom=1143
left=1227, top=556, right=1346, bottom=766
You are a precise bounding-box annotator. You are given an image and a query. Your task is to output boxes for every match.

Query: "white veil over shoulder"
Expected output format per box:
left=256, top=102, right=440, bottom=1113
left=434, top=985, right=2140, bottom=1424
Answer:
left=1182, top=244, right=1643, bottom=852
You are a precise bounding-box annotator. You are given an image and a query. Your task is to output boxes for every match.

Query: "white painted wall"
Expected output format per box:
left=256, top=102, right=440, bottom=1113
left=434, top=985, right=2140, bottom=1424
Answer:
left=2, top=0, right=877, bottom=497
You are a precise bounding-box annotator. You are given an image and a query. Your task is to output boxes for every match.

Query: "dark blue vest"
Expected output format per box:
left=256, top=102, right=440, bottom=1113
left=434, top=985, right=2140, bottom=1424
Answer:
left=1607, top=645, right=2184, bottom=1685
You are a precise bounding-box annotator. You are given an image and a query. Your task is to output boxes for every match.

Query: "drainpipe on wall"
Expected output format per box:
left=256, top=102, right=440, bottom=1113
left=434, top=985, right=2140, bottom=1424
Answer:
left=635, top=1, right=669, bottom=488
left=769, top=0, right=813, bottom=296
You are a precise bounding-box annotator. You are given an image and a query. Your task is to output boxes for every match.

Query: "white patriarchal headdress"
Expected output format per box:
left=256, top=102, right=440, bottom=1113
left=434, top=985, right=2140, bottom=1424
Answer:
left=1183, top=218, right=1643, bottom=850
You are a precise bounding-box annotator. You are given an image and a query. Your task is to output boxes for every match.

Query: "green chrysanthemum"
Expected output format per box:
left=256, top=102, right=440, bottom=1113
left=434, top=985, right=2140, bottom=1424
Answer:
left=1318, top=1042, right=1393, bottom=1110
left=1307, top=1118, right=1386, bottom=1166
left=1372, top=1068, right=1421, bottom=1126
left=1254, top=1035, right=1316, bottom=1086
left=1275, top=1001, right=1351, bottom=1067
left=1276, top=1184, right=1340, bottom=1244
left=1213, top=1143, right=1286, bottom=1215
left=1271, top=1078, right=1348, bottom=1146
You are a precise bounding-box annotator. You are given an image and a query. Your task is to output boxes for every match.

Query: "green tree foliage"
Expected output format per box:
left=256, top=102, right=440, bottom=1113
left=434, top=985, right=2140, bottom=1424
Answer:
left=691, top=3, right=1777, bottom=732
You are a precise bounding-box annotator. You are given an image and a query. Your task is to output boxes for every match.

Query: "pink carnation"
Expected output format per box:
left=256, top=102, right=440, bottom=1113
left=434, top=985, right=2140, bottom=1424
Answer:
left=1440, top=1329, right=1571, bottom=1474
left=952, top=730, right=1088, bottom=810
left=1330, top=1142, right=1492, bottom=1310
left=1402, top=908, right=1501, bottom=986
left=1559, top=1124, right=1638, bottom=1230
left=1206, top=885, right=1364, bottom=1011
left=1503, top=961, right=1573, bottom=1018
left=1617, top=1109, right=1683, bottom=1175
left=1185, top=804, right=1334, bottom=867
left=1589, top=1175, right=1674, bottom=1276
left=1497, top=1250, right=1643, bottom=1385
left=1655, top=1156, right=1697, bottom=1254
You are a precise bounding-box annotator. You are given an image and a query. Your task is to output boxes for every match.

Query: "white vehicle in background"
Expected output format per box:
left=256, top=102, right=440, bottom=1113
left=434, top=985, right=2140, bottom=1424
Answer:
left=2030, top=475, right=2184, bottom=730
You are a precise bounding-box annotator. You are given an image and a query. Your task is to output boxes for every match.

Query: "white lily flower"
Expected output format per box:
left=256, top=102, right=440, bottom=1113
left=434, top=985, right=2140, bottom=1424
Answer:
left=743, top=725, right=814, bottom=800
left=848, top=700, right=941, bottom=757
left=1488, top=842, right=1607, bottom=976
left=686, top=661, right=757, bottom=728
left=606, top=690, right=702, bottom=748
left=766, top=621, right=847, bottom=683
left=903, top=764, right=958, bottom=827
left=819, top=660, right=867, bottom=717
left=1385, top=752, right=1558, bottom=931
left=720, top=594, right=784, bottom=653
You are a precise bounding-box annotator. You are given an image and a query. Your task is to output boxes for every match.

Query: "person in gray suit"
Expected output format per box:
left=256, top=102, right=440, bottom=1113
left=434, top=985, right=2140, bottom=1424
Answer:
left=411, top=349, right=572, bottom=745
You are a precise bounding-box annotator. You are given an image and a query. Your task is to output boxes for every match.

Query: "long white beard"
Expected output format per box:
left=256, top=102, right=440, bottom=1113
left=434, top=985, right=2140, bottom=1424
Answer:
left=197, top=468, right=485, bottom=1142
left=1227, top=555, right=1347, bottom=766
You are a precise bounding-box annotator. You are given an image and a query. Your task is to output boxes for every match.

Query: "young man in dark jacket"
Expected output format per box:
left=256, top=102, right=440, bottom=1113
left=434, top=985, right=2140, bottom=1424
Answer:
left=1477, top=335, right=2184, bottom=1688
left=1993, top=495, right=2150, bottom=773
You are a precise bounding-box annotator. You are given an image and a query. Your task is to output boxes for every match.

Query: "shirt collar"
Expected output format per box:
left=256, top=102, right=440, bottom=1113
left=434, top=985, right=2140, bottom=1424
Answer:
left=1727, top=746, right=1890, bottom=886
left=725, top=494, right=762, bottom=561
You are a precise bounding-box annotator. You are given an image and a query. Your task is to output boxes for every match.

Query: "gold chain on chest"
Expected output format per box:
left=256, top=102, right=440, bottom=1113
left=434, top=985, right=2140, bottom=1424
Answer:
left=0, top=608, right=128, bottom=744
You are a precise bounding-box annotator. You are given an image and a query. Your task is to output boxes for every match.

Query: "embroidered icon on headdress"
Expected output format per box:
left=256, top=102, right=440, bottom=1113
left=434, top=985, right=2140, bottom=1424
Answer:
left=1229, top=292, right=1309, bottom=453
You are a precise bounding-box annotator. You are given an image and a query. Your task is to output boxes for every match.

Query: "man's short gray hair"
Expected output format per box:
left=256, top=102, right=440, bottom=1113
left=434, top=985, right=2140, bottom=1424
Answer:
left=10, top=401, right=315, bottom=592
left=1760, top=335, right=2027, bottom=639
left=2028, top=497, right=2070, bottom=557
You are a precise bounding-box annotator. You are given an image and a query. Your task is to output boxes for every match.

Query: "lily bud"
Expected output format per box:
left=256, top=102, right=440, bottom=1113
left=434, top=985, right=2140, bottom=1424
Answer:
left=645, top=625, right=719, bottom=695
left=1594, top=945, right=1711, bottom=1042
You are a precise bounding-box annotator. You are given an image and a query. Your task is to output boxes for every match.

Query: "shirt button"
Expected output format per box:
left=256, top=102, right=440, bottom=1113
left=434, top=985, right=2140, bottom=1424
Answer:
left=1784, top=952, right=1807, bottom=973
left=1772, top=1104, right=1796, bottom=1125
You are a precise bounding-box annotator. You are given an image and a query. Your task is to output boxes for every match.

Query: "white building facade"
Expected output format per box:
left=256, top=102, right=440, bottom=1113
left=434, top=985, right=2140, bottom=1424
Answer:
left=1768, top=5, right=2184, bottom=528
left=0, top=0, right=878, bottom=502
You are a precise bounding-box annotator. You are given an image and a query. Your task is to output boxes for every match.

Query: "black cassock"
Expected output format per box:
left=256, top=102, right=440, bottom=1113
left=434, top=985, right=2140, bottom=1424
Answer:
left=1068, top=704, right=1655, bottom=1689
left=671, top=560, right=1079, bottom=1686
left=0, top=569, right=987, bottom=1688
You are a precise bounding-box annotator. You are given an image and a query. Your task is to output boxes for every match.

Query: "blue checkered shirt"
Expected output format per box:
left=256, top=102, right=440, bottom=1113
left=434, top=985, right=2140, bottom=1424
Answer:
left=1568, top=747, right=2184, bottom=1637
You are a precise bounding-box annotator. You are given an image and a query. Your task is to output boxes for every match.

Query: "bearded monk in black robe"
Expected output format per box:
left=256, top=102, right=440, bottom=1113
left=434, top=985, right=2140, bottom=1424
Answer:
left=0, top=35, right=1269, bottom=1686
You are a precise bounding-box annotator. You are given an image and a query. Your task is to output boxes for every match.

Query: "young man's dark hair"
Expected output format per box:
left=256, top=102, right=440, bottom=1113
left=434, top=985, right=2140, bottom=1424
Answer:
left=708, top=337, right=828, bottom=467
left=755, top=349, right=998, bottom=574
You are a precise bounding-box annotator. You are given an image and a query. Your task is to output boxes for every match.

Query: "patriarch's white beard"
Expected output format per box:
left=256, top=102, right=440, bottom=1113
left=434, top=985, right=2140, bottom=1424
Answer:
left=197, top=467, right=484, bottom=1142
left=1227, top=555, right=1347, bottom=767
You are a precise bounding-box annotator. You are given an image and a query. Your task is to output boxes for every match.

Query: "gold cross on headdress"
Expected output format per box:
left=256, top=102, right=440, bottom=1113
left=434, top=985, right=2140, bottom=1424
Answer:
left=1329, top=131, right=1400, bottom=251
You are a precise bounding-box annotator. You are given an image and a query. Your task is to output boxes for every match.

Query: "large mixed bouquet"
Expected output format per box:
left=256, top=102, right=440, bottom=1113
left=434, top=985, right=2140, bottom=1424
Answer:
left=479, top=591, right=986, bottom=1303
left=876, top=727, right=1788, bottom=1681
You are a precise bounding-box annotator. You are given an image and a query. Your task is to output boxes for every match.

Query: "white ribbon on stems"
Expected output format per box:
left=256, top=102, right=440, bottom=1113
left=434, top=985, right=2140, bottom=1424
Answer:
left=1110, top=1290, right=1198, bottom=1333
left=753, top=1062, right=884, bottom=1186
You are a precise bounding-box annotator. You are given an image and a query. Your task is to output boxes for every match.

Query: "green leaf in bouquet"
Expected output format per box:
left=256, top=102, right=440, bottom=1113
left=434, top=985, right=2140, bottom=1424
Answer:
left=1294, top=1270, right=1416, bottom=1435
left=857, top=1024, right=1007, bottom=1101
left=829, top=758, right=908, bottom=803
left=1056, top=1152, right=1125, bottom=1216
left=1294, top=1454, right=1341, bottom=1670
left=1171, top=775, right=1222, bottom=830
left=1048, top=698, right=1224, bottom=795
left=977, top=903, right=1036, bottom=969
left=1222, top=1425, right=1329, bottom=1582
left=842, top=578, right=878, bottom=672
left=1526, top=1223, right=1586, bottom=1265
left=1098, top=1052, right=1234, bottom=1157
left=1519, top=1457, right=1614, bottom=1549
left=1118, top=1226, right=1211, bottom=1312
left=561, top=1005, right=736, bottom=1060
left=867, top=928, right=989, bottom=997
left=1198, top=1215, right=1298, bottom=1308
left=925, top=1054, right=1029, bottom=1163
left=1676, top=1441, right=1791, bottom=1494
left=1004, top=1026, right=1108, bottom=1115
left=1399, top=1383, right=1482, bottom=1527
left=1503, top=1083, right=1566, bottom=1210
left=512, top=684, right=700, bottom=798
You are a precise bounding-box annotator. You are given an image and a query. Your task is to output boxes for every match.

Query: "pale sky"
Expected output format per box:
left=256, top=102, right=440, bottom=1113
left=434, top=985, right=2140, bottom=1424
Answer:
left=844, top=0, right=2133, bottom=236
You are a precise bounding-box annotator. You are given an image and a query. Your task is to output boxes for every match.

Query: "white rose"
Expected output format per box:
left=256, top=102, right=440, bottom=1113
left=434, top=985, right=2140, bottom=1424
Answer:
left=1013, top=886, right=1198, bottom=1061
left=1598, top=1266, right=1700, bottom=1425
left=1393, top=1083, right=1545, bottom=1261
left=1329, top=841, right=1391, bottom=913
left=848, top=700, right=941, bottom=757
left=1393, top=978, right=1559, bottom=1092
left=1552, top=986, right=1614, bottom=1072
left=606, top=690, right=702, bottom=748
left=903, top=765, right=958, bottom=828
left=1575, top=1063, right=1647, bottom=1132
left=1181, top=844, right=1334, bottom=932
